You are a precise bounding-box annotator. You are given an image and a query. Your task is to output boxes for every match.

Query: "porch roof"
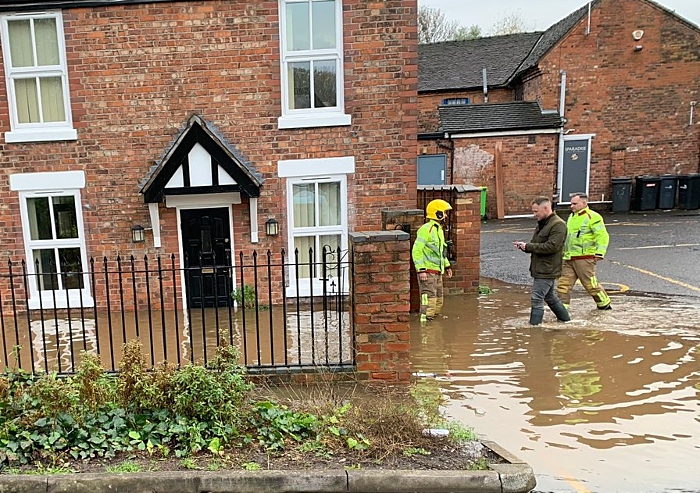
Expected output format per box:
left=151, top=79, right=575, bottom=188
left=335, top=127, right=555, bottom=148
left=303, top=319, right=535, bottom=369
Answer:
left=140, top=115, right=263, bottom=204
left=438, top=101, right=564, bottom=134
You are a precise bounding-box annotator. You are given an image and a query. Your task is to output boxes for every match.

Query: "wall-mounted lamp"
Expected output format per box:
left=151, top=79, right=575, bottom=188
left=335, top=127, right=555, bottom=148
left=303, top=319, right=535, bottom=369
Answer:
left=131, top=225, right=145, bottom=243
left=265, top=218, right=279, bottom=237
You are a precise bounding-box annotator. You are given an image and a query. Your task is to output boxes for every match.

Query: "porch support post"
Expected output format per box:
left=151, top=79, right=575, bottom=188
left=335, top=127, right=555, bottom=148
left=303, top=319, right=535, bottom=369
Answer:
left=249, top=197, right=259, bottom=243
left=350, top=231, right=411, bottom=383
left=148, top=202, right=161, bottom=248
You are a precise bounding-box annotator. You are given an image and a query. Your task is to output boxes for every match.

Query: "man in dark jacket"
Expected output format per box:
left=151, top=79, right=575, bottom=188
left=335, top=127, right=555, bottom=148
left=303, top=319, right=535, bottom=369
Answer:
left=513, top=197, right=571, bottom=325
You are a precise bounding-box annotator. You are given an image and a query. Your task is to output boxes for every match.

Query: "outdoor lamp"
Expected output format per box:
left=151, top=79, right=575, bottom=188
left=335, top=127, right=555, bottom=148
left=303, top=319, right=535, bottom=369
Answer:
left=131, top=225, right=146, bottom=243
left=265, top=218, right=279, bottom=237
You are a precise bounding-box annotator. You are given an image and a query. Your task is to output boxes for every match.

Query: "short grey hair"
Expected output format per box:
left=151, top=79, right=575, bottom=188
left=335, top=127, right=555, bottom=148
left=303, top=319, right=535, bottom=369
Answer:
left=570, top=193, right=588, bottom=201
left=532, top=196, right=552, bottom=206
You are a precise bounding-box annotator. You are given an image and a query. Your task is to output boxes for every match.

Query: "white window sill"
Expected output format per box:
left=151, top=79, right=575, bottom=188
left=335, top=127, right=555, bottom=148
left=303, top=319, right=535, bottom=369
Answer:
left=5, top=127, right=78, bottom=144
left=278, top=113, right=351, bottom=130
left=285, top=284, right=349, bottom=299
left=28, top=294, right=95, bottom=310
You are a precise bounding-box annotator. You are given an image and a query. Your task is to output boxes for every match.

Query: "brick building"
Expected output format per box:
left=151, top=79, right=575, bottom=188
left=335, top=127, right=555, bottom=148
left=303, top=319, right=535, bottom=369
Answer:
left=418, top=0, right=700, bottom=218
left=0, top=0, right=419, bottom=311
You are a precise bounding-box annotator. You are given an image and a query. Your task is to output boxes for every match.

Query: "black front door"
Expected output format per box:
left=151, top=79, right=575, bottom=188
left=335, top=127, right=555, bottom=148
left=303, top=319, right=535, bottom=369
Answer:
left=181, top=208, right=232, bottom=308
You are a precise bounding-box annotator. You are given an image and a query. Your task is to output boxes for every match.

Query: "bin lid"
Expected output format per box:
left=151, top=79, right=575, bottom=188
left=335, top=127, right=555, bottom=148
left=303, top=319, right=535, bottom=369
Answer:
left=612, top=177, right=632, bottom=182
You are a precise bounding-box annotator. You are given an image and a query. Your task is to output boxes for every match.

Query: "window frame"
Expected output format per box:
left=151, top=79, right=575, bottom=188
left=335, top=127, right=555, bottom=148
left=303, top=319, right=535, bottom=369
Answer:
left=279, top=155, right=352, bottom=298
left=10, top=171, right=92, bottom=309
left=441, top=97, right=470, bottom=106
left=285, top=175, right=348, bottom=297
left=0, top=10, right=77, bottom=143
left=277, top=0, right=351, bottom=129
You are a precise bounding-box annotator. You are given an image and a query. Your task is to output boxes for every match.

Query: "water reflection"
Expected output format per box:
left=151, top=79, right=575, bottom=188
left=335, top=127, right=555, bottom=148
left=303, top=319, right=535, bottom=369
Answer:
left=411, top=283, right=700, bottom=492
left=2, top=307, right=352, bottom=373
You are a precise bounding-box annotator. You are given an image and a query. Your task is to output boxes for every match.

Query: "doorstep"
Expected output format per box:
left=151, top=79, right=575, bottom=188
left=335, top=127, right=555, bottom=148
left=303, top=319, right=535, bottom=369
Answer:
left=0, top=440, right=536, bottom=493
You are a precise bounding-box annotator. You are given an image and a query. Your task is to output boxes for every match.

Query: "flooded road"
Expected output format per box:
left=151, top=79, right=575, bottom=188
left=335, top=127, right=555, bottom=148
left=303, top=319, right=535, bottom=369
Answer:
left=410, top=283, right=700, bottom=493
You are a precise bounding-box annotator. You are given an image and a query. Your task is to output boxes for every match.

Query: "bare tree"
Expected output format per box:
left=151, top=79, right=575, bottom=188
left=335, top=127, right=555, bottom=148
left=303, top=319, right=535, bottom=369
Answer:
left=489, top=9, right=530, bottom=36
left=418, top=6, right=481, bottom=44
left=455, top=25, right=482, bottom=41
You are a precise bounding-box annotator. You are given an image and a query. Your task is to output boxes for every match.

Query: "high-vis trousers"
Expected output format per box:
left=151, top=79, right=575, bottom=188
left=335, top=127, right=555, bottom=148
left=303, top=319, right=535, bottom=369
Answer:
left=557, top=258, right=611, bottom=309
left=418, top=272, right=444, bottom=321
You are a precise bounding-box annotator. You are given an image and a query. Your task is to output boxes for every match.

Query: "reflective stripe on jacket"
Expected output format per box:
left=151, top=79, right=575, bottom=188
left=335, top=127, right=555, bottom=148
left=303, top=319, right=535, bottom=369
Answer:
left=412, top=220, right=450, bottom=274
left=563, top=207, right=609, bottom=260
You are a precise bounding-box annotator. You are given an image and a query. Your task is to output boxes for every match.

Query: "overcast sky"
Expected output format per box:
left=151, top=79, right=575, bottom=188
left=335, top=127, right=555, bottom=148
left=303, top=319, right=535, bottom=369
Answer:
left=418, top=0, right=700, bottom=35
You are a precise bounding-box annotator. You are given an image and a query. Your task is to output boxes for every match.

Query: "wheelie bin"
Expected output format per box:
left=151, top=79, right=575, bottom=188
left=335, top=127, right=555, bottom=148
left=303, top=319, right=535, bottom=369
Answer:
left=611, top=177, right=632, bottom=212
left=678, top=173, right=700, bottom=210
left=633, top=175, right=660, bottom=211
left=657, top=174, right=678, bottom=209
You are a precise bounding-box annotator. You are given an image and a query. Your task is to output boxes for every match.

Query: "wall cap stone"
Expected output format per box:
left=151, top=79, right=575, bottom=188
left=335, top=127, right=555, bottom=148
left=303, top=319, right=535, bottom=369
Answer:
left=418, top=184, right=481, bottom=193
left=383, top=209, right=423, bottom=219
left=350, top=231, right=410, bottom=243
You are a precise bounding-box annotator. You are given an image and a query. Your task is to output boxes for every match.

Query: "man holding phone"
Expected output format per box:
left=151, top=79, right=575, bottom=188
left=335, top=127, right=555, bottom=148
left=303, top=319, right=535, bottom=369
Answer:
left=514, top=197, right=571, bottom=325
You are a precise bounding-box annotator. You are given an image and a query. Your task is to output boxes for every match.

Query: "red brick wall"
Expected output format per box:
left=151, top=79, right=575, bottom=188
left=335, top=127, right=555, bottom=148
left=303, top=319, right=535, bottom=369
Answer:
left=0, top=0, right=418, bottom=265
left=522, top=0, right=700, bottom=200
left=450, top=134, right=560, bottom=217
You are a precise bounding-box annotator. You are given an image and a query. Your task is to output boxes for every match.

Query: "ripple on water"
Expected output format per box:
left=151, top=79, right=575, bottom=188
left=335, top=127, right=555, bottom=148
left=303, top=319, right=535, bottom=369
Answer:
left=412, top=291, right=700, bottom=491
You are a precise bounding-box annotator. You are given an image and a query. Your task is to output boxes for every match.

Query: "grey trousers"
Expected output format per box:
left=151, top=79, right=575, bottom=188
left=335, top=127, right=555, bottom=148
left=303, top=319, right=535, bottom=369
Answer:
left=531, top=278, right=561, bottom=310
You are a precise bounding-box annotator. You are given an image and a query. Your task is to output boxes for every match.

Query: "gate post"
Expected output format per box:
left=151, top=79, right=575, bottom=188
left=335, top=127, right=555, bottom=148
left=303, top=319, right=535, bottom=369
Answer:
left=349, top=231, right=411, bottom=383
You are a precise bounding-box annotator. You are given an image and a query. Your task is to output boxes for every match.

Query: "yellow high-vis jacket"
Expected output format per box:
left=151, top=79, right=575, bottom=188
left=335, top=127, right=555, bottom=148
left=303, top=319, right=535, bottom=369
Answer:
left=563, top=207, right=609, bottom=260
left=412, top=220, right=450, bottom=274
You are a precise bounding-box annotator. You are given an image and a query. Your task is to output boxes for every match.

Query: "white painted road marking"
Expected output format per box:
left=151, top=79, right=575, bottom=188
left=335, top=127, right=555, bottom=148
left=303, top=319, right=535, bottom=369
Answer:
left=617, top=243, right=699, bottom=250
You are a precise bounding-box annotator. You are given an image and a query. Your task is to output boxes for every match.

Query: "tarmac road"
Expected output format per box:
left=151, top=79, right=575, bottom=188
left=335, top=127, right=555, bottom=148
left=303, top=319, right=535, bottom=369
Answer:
left=480, top=209, right=700, bottom=302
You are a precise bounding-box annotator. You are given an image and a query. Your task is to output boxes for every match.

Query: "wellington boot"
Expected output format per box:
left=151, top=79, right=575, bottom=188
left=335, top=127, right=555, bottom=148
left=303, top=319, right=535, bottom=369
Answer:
left=550, top=301, right=571, bottom=322
left=529, top=308, right=545, bottom=326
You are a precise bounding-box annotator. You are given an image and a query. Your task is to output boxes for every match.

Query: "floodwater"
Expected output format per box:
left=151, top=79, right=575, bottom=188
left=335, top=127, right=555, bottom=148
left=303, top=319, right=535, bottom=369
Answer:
left=411, top=282, right=700, bottom=493
left=2, top=306, right=351, bottom=374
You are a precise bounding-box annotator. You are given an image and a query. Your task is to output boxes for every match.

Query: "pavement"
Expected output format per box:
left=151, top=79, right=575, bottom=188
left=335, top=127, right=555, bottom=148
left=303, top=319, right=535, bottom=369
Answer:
left=0, top=441, right=535, bottom=493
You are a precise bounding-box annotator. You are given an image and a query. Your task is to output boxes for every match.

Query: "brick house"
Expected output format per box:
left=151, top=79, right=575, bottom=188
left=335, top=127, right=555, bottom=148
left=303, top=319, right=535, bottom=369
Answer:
left=418, top=0, right=700, bottom=218
left=0, top=0, right=419, bottom=312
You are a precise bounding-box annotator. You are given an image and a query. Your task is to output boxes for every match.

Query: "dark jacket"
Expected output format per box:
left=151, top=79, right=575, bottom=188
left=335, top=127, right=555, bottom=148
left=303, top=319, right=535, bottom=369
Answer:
left=525, top=213, right=567, bottom=279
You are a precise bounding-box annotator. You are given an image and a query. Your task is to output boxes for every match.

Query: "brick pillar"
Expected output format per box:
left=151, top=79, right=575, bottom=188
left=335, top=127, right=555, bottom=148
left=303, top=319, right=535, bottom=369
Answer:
left=350, top=231, right=411, bottom=383
left=446, top=187, right=481, bottom=294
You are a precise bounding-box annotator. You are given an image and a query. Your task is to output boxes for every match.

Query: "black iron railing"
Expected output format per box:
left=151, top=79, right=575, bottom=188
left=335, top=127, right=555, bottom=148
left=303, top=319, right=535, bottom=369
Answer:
left=0, top=247, right=353, bottom=375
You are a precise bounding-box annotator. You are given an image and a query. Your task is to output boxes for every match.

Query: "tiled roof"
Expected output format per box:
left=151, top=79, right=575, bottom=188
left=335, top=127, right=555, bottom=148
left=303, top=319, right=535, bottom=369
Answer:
left=438, top=101, right=564, bottom=134
left=421, top=0, right=699, bottom=91
left=418, top=33, right=542, bottom=92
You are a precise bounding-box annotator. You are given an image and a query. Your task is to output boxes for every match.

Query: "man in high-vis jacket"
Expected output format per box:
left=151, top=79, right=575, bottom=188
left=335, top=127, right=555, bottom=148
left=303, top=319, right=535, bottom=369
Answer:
left=412, top=199, right=453, bottom=323
left=557, top=192, right=612, bottom=310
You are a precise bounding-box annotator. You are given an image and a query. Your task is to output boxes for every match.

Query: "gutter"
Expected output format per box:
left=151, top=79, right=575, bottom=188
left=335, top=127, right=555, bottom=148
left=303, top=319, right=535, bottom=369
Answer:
left=449, top=128, right=560, bottom=139
left=418, top=132, right=447, bottom=140
left=0, top=0, right=175, bottom=11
